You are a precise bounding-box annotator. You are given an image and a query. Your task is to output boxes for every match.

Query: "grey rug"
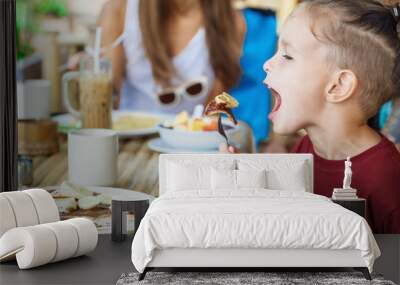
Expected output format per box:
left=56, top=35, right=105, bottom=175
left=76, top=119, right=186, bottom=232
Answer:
left=116, top=272, right=396, bottom=285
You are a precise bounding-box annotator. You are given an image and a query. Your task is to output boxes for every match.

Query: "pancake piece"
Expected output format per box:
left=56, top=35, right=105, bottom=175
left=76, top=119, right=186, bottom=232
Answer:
left=204, top=92, right=239, bottom=124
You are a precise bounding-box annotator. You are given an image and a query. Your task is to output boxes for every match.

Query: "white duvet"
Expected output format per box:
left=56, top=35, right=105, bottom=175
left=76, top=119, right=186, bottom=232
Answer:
left=131, top=190, right=380, bottom=273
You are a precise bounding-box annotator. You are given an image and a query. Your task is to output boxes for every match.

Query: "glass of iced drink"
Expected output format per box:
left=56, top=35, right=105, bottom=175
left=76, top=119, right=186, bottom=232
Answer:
left=63, top=57, right=112, bottom=129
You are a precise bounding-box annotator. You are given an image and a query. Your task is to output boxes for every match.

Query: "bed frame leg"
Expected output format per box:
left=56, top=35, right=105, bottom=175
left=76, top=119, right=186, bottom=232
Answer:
left=354, top=267, right=371, bottom=280
left=138, top=268, right=148, bottom=281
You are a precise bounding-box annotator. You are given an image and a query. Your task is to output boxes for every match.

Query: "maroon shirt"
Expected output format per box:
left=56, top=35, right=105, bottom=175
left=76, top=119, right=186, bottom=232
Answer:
left=292, top=135, right=400, bottom=234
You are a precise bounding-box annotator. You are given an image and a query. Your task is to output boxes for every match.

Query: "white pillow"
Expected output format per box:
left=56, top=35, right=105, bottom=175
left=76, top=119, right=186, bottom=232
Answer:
left=211, top=168, right=236, bottom=190
left=236, top=169, right=267, bottom=189
left=266, top=165, right=307, bottom=191
left=211, top=169, right=267, bottom=190
left=167, top=162, right=210, bottom=191
left=237, top=159, right=308, bottom=191
left=167, top=160, right=235, bottom=192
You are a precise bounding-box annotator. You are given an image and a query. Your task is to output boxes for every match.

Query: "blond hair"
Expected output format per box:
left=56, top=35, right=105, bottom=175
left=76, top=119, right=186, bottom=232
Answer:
left=300, top=0, right=400, bottom=118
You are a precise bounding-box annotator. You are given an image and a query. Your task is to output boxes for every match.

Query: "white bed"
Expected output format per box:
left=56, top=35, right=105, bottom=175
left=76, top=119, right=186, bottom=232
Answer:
left=131, top=154, right=380, bottom=281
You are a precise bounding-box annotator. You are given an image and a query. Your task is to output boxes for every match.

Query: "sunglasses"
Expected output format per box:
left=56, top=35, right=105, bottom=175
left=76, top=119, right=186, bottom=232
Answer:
left=156, top=76, right=209, bottom=106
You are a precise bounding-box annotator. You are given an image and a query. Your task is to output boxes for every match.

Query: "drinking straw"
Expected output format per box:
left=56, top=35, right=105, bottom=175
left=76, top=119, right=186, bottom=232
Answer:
left=94, top=27, right=102, bottom=74
left=58, top=31, right=123, bottom=72
left=86, top=33, right=125, bottom=56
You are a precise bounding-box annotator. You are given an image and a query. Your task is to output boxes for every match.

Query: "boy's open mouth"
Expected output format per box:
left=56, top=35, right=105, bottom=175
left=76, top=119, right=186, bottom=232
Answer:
left=268, top=87, right=282, bottom=120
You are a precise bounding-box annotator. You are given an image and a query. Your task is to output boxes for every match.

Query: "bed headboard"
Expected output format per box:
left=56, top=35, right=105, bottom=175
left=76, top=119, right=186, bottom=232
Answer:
left=159, top=154, right=314, bottom=196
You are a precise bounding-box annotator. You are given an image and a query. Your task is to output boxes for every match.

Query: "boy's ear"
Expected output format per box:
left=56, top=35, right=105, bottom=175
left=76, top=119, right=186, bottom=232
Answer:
left=325, top=70, right=358, bottom=103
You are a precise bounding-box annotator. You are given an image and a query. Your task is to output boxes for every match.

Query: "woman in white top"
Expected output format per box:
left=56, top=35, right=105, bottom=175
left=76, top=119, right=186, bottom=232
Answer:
left=98, top=0, right=245, bottom=114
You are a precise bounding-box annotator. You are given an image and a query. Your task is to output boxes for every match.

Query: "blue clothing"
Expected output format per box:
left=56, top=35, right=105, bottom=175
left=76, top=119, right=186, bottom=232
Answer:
left=230, top=8, right=277, bottom=145
left=379, top=101, right=393, bottom=130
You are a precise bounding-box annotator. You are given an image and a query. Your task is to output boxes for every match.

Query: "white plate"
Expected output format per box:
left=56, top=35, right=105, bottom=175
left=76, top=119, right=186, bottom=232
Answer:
left=44, top=186, right=154, bottom=234
left=75, top=186, right=154, bottom=201
left=52, top=110, right=173, bottom=138
left=148, top=138, right=219, bottom=154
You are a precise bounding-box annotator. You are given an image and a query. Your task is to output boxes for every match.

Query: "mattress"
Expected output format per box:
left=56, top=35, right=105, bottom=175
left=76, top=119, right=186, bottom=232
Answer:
left=131, top=190, right=380, bottom=273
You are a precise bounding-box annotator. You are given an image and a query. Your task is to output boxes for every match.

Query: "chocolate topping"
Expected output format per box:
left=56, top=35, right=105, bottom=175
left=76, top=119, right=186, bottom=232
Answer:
left=204, top=101, right=238, bottom=125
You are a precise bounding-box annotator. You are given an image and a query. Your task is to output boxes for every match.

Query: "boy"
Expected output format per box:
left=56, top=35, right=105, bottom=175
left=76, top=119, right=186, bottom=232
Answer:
left=224, top=0, right=400, bottom=233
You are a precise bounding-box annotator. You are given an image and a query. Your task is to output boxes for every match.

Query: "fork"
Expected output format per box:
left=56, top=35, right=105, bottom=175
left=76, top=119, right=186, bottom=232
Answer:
left=217, top=114, right=230, bottom=147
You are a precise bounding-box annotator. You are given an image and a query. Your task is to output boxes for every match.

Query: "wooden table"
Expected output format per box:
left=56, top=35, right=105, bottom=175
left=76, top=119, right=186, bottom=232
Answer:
left=32, top=136, right=161, bottom=197
left=31, top=123, right=255, bottom=197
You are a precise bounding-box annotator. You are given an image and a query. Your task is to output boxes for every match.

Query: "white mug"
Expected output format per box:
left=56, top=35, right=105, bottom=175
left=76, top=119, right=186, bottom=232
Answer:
left=68, top=129, right=118, bottom=186
left=17, top=80, right=51, bottom=120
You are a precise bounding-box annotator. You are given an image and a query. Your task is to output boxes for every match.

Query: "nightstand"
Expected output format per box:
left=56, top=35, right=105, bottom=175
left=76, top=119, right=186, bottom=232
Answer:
left=331, top=198, right=366, bottom=218
left=112, top=198, right=150, bottom=242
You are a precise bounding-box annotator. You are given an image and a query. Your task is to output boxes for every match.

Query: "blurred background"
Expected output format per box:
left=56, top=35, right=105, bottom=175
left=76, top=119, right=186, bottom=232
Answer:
left=11, top=0, right=399, bottom=241
left=14, top=0, right=302, bottom=235
left=15, top=0, right=298, bottom=190
left=16, top=0, right=295, bottom=115
left=15, top=0, right=399, bottom=197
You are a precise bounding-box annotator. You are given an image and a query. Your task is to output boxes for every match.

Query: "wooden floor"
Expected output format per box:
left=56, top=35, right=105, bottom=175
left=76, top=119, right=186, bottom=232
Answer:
left=31, top=138, right=161, bottom=197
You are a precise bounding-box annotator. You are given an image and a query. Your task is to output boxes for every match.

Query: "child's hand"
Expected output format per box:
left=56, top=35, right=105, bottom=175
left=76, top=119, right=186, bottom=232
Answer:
left=219, top=143, right=237, bottom=153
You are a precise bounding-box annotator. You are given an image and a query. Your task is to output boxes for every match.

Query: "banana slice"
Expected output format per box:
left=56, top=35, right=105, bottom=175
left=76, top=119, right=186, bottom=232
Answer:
left=98, top=194, right=112, bottom=205
left=73, top=183, right=92, bottom=198
left=53, top=182, right=80, bottom=199
left=78, top=196, right=101, bottom=210
left=78, top=194, right=112, bottom=210
left=55, top=181, right=92, bottom=199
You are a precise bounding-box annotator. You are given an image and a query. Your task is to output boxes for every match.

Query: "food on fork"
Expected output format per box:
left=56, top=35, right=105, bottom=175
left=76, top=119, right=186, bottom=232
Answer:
left=204, top=92, right=239, bottom=124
